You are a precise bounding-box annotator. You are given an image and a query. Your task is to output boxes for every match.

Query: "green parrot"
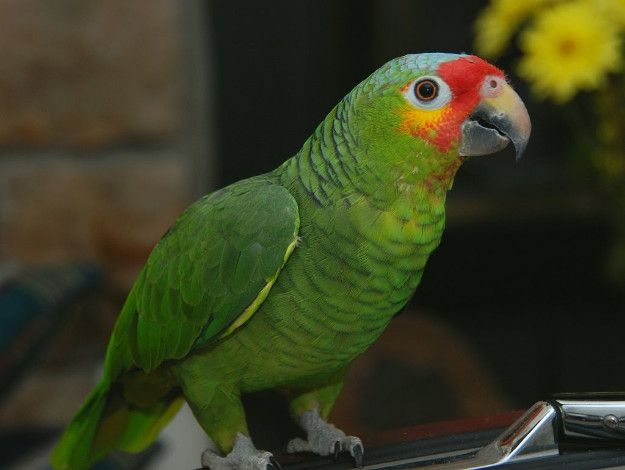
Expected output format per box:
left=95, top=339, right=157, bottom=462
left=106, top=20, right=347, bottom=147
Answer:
left=51, top=53, right=530, bottom=470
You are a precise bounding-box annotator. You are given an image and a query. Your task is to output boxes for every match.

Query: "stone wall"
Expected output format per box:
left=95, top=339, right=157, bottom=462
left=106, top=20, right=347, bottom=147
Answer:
left=0, top=0, right=213, bottom=289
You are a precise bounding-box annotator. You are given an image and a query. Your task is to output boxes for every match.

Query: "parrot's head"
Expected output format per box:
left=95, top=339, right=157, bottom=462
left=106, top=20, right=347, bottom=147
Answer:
left=349, top=53, right=531, bottom=189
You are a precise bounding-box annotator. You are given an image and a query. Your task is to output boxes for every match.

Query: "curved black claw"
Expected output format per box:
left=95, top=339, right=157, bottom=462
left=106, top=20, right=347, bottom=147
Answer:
left=352, top=444, right=364, bottom=468
left=333, top=441, right=341, bottom=462
left=268, top=456, right=283, bottom=470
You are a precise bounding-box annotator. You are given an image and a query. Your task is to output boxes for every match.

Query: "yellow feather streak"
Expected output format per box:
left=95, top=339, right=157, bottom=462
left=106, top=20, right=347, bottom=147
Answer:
left=219, top=237, right=298, bottom=339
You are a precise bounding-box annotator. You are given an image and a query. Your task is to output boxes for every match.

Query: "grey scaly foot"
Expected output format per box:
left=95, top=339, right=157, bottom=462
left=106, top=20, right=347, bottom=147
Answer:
left=287, top=408, right=364, bottom=468
left=202, top=433, right=281, bottom=470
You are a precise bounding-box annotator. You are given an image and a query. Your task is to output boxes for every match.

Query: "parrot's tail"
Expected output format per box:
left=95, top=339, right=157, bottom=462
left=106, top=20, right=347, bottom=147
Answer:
left=50, top=377, right=184, bottom=470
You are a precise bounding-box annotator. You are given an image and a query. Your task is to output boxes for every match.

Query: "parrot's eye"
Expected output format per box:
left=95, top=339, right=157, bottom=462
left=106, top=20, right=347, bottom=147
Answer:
left=404, top=76, right=452, bottom=110
left=414, top=79, right=438, bottom=102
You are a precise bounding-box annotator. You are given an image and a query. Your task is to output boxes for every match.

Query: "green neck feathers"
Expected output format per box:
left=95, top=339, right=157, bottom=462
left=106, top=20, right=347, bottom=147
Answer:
left=276, top=90, right=462, bottom=213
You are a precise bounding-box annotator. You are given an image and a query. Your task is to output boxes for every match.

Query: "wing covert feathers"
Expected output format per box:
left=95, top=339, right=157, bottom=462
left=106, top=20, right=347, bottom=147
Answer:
left=120, top=177, right=300, bottom=373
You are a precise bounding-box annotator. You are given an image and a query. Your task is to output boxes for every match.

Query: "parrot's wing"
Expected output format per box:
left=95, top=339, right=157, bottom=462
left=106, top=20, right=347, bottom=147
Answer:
left=126, top=177, right=300, bottom=372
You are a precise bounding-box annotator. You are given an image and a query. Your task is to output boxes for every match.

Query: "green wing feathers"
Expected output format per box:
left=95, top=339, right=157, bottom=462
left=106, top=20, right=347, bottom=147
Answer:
left=51, top=176, right=300, bottom=470
left=128, top=177, right=301, bottom=372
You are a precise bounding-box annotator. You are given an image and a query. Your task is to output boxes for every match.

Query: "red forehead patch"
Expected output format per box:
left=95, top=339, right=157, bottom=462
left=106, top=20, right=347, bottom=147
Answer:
left=437, top=55, right=504, bottom=95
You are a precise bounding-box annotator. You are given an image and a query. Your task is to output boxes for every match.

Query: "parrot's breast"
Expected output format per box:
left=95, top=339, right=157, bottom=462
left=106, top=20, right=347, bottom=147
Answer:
left=191, top=192, right=447, bottom=392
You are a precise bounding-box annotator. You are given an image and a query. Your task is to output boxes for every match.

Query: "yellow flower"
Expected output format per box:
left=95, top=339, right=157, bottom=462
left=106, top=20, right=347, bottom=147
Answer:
left=518, top=1, right=621, bottom=102
left=582, top=0, right=625, bottom=28
left=474, top=0, right=555, bottom=58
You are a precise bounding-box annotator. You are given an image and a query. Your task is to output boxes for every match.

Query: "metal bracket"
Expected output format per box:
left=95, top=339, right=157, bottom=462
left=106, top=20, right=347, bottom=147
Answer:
left=417, top=394, right=625, bottom=468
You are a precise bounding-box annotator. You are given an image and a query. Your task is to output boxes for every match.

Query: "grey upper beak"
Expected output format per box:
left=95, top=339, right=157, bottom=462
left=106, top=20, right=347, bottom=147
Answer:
left=459, top=83, right=531, bottom=161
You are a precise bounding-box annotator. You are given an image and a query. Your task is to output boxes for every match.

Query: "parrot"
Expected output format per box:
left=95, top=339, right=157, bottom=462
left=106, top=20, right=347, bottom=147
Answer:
left=51, top=52, right=530, bottom=470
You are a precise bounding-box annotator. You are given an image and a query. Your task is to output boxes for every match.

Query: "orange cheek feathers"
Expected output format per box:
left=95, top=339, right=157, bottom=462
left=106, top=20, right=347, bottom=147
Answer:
left=398, top=105, right=463, bottom=153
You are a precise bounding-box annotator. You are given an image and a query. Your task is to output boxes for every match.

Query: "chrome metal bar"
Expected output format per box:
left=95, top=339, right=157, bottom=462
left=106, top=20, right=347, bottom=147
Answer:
left=406, top=395, right=625, bottom=468
left=419, top=401, right=559, bottom=469
left=554, top=397, right=625, bottom=441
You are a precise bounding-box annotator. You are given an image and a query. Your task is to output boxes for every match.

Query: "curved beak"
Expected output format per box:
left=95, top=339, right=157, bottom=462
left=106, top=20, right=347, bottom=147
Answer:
left=459, top=83, right=531, bottom=161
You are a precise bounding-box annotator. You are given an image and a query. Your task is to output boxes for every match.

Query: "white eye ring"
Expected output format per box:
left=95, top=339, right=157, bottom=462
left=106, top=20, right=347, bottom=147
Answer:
left=404, top=76, right=452, bottom=110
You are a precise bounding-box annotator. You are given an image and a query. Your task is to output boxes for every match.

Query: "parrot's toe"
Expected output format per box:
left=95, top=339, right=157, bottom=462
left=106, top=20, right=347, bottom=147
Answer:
left=333, top=441, right=341, bottom=461
left=268, top=456, right=283, bottom=470
left=201, top=433, right=278, bottom=470
left=339, top=436, right=364, bottom=468
left=352, top=442, right=364, bottom=468
left=288, top=408, right=364, bottom=468
left=287, top=434, right=364, bottom=468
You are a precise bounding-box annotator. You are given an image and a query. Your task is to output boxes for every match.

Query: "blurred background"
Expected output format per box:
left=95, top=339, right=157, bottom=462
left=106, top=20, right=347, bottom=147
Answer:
left=1, top=0, right=624, bottom=468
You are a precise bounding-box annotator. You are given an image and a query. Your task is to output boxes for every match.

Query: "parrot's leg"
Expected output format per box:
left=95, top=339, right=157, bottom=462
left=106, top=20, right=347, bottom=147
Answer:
left=180, top=380, right=280, bottom=470
left=287, top=380, right=364, bottom=467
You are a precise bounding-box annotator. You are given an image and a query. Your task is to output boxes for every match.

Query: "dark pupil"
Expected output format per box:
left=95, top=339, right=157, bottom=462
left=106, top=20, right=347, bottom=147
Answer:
left=416, top=80, right=437, bottom=101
